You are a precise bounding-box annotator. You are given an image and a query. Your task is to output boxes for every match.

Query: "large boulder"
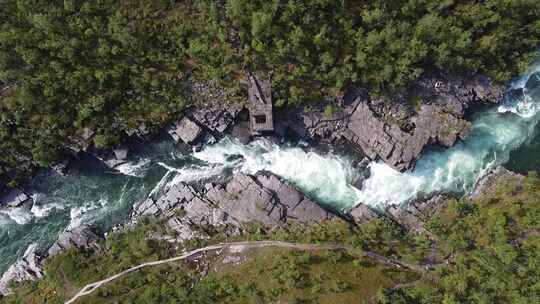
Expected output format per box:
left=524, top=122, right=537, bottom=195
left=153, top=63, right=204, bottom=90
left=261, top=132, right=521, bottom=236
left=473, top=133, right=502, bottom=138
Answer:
left=167, top=117, right=204, bottom=144
left=0, top=189, right=30, bottom=208
left=348, top=203, right=378, bottom=224
left=469, top=166, right=524, bottom=200
left=0, top=245, right=43, bottom=296
left=48, top=225, right=102, bottom=256
left=131, top=172, right=340, bottom=240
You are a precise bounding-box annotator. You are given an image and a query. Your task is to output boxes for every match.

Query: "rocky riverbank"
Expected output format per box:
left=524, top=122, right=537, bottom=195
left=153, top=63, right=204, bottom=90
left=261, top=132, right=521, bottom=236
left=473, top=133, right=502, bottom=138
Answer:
left=0, top=71, right=509, bottom=295
left=0, top=68, right=504, bottom=198
left=0, top=164, right=523, bottom=296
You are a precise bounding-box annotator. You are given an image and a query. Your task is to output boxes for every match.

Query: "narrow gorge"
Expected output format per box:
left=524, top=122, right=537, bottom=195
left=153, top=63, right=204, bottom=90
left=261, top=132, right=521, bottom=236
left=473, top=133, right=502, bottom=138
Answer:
left=1, top=61, right=540, bottom=286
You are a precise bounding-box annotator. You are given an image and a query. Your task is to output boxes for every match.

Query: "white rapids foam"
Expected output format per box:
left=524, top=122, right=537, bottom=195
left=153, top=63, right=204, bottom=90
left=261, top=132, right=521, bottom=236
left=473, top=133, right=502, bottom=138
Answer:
left=194, top=138, right=361, bottom=210
left=155, top=162, right=226, bottom=195
left=0, top=207, right=33, bottom=225
left=30, top=193, right=65, bottom=218
left=115, top=158, right=151, bottom=177
left=67, top=198, right=107, bottom=230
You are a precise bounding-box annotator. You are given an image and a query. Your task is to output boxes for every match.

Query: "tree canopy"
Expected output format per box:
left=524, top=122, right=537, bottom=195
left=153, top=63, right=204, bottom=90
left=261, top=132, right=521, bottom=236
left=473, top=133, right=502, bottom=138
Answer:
left=1, top=0, right=540, bottom=185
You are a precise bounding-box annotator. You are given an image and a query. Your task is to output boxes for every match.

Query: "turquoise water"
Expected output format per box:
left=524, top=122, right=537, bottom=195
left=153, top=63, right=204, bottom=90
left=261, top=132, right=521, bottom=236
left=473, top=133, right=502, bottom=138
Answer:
left=507, top=122, right=540, bottom=174
left=0, top=141, right=189, bottom=273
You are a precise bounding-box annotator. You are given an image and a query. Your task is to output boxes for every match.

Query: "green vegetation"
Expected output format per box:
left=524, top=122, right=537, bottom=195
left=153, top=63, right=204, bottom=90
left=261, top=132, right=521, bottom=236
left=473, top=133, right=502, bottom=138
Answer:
left=1, top=0, right=540, bottom=186
left=380, top=173, right=540, bottom=303
left=2, top=172, right=538, bottom=303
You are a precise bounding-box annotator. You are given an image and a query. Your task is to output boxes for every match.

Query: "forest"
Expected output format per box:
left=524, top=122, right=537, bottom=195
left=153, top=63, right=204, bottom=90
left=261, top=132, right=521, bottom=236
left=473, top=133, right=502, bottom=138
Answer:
left=1, top=0, right=540, bottom=185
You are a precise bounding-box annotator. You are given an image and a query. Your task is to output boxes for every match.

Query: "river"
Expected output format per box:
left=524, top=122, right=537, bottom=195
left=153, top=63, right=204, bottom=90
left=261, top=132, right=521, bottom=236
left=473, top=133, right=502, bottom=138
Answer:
left=1, top=62, right=539, bottom=274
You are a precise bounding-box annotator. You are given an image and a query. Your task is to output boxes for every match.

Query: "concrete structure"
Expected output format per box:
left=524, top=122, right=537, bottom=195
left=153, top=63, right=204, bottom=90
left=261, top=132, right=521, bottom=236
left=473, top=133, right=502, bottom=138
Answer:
left=248, top=73, right=274, bottom=135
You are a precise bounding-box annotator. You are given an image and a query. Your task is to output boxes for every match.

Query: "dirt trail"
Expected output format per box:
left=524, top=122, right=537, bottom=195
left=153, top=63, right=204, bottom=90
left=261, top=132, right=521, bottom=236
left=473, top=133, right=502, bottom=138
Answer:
left=65, top=240, right=427, bottom=304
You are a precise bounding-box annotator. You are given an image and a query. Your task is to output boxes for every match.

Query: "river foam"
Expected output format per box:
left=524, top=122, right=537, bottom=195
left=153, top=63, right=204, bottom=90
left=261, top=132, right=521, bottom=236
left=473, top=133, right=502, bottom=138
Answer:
left=194, top=138, right=362, bottom=210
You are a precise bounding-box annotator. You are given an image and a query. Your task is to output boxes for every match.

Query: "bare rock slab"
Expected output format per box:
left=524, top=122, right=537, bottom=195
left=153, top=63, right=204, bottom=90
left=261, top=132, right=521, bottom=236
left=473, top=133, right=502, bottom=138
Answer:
left=0, top=189, right=30, bottom=208
left=167, top=117, right=204, bottom=144
left=0, top=245, right=43, bottom=296
left=48, top=225, right=102, bottom=256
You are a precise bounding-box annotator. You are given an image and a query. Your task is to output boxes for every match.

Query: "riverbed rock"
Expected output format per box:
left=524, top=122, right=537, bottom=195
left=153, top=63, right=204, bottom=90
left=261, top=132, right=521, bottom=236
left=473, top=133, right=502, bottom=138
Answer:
left=0, top=245, right=43, bottom=296
left=414, top=71, right=505, bottom=116
left=167, top=117, right=204, bottom=144
left=219, top=173, right=336, bottom=224
left=131, top=172, right=339, bottom=240
left=0, top=188, right=30, bottom=208
left=469, top=166, right=524, bottom=200
left=48, top=225, right=102, bottom=256
left=348, top=203, right=378, bottom=224
left=344, top=98, right=472, bottom=171
left=188, top=104, right=243, bottom=135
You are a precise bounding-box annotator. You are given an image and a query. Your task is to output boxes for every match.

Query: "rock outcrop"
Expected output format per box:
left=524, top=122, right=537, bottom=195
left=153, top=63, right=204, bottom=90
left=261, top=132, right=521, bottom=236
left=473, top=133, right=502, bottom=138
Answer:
left=414, top=71, right=504, bottom=116
left=92, top=148, right=130, bottom=170
left=275, top=100, right=355, bottom=144
left=0, top=188, right=30, bottom=208
left=0, top=245, right=43, bottom=296
left=0, top=225, right=103, bottom=296
left=384, top=195, right=451, bottom=234
left=131, top=172, right=338, bottom=240
left=341, top=72, right=503, bottom=171
left=189, top=104, right=243, bottom=135
left=48, top=225, right=102, bottom=256
left=167, top=117, right=204, bottom=144
left=349, top=203, right=378, bottom=224
left=167, top=104, right=243, bottom=148
left=276, top=72, right=503, bottom=172
left=345, top=100, right=471, bottom=171
left=469, top=166, right=524, bottom=200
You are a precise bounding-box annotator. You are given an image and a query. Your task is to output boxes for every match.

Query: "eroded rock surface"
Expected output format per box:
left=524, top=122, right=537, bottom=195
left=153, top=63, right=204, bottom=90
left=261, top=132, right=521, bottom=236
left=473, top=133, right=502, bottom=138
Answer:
left=48, top=225, right=102, bottom=256
left=189, top=103, right=243, bottom=135
left=469, top=166, right=524, bottom=200
left=167, top=117, right=204, bottom=144
left=0, top=188, right=30, bottom=207
left=131, top=172, right=338, bottom=240
left=0, top=245, right=43, bottom=296
left=168, top=104, right=243, bottom=147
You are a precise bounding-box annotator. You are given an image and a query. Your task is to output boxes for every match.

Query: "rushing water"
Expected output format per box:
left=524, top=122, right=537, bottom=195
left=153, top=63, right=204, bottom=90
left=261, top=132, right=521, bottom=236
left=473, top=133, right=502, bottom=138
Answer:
left=0, top=141, right=219, bottom=273
left=2, top=62, right=540, bottom=275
